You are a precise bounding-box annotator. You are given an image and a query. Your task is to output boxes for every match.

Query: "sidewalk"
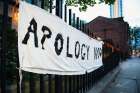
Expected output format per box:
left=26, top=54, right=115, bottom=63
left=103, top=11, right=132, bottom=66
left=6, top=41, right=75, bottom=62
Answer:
left=102, top=57, right=140, bottom=93
left=86, top=63, right=121, bottom=93
left=87, top=57, right=140, bottom=93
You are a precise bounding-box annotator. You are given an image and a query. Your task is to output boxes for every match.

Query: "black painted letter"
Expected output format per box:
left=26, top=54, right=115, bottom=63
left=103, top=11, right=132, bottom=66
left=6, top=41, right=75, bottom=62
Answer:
left=81, top=44, right=85, bottom=60
left=54, top=33, right=64, bottom=55
left=75, top=41, right=80, bottom=59
left=66, top=37, right=73, bottom=58
left=87, top=46, right=90, bottom=60
left=22, top=18, right=38, bottom=47
left=41, top=26, right=52, bottom=49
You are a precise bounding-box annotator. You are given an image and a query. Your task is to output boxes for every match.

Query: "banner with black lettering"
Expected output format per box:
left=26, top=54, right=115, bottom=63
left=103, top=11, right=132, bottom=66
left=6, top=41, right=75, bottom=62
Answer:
left=18, top=1, right=103, bottom=75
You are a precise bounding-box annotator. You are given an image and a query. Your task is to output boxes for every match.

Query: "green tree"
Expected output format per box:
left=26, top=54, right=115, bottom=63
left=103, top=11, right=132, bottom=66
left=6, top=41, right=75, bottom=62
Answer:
left=133, top=27, right=140, bottom=49
left=129, top=27, right=140, bottom=50
left=66, top=0, right=115, bottom=11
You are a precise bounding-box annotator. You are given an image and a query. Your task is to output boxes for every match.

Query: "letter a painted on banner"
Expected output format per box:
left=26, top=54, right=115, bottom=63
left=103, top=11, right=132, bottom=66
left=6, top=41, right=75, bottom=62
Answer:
left=22, top=18, right=38, bottom=47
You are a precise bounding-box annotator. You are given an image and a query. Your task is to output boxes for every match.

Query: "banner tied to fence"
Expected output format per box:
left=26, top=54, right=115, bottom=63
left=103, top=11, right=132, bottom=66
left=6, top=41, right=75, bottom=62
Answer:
left=18, top=1, right=103, bottom=75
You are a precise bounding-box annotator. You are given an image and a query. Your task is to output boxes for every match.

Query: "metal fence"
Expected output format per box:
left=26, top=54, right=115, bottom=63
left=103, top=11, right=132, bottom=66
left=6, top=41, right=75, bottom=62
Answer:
left=0, top=0, right=121, bottom=93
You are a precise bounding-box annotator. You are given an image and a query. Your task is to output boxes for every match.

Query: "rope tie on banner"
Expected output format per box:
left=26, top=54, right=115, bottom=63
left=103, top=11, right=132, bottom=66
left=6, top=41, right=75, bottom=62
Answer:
left=16, top=67, right=23, bottom=93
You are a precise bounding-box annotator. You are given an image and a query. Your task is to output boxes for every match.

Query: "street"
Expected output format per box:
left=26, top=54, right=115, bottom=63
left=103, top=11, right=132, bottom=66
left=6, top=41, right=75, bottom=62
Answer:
left=102, top=57, right=140, bottom=93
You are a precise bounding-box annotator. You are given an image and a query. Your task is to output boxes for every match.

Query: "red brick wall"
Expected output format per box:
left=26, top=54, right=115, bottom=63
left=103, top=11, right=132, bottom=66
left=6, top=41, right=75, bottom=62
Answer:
left=85, top=17, right=129, bottom=54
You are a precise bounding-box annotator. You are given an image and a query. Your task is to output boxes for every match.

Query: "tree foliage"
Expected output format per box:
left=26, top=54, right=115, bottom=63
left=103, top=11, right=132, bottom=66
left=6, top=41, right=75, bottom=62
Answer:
left=129, top=27, right=140, bottom=49
left=66, top=0, right=115, bottom=11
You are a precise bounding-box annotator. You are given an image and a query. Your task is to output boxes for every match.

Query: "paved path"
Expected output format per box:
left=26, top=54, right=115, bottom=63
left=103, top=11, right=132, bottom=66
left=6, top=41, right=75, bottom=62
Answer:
left=102, top=57, right=140, bottom=93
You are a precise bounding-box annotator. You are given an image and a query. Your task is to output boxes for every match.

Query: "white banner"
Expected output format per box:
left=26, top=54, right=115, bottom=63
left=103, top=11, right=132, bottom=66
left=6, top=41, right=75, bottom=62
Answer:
left=18, top=1, right=103, bottom=75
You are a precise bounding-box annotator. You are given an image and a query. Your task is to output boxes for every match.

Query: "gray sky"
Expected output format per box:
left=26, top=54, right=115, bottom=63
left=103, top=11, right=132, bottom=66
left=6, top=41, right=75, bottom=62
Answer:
left=69, top=0, right=140, bottom=27
left=68, top=3, right=109, bottom=22
left=123, top=0, right=140, bottom=27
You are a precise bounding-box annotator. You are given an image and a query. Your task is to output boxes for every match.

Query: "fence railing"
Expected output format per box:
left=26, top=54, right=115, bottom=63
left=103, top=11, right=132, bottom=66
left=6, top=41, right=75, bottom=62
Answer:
left=0, top=0, right=121, bottom=93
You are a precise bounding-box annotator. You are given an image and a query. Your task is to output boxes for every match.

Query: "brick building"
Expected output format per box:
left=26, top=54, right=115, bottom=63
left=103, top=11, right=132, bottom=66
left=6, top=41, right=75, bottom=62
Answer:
left=85, top=16, right=129, bottom=56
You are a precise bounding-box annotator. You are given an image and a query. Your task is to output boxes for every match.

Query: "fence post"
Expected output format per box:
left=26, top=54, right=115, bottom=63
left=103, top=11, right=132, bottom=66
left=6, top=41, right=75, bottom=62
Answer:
left=72, top=13, right=77, bottom=93
left=88, top=73, right=90, bottom=89
left=82, top=22, right=85, bottom=33
left=47, top=2, right=53, bottom=93
left=76, top=17, right=80, bottom=93
left=78, top=21, right=83, bottom=92
left=41, top=0, right=44, bottom=8
left=55, top=75, right=62, bottom=93
left=85, top=73, right=88, bottom=91
left=1, top=0, right=8, bottom=93
left=31, top=0, right=35, bottom=5
left=76, top=17, right=79, bottom=30
left=82, top=75, right=84, bottom=93
left=72, top=13, right=75, bottom=27
left=92, top=71, right=94, bottom=86
left=29, top=73, right=35, bottom=93
left=49, top=0, right=53, bottom=13
left=81, top=23, right=86, bottom=92
left=84, top=74, right=86, bottom=92
left=16, top=45, right=21, bottom=93
left=40, top=74, right=45, bottom=93
left=80, top=20, right=82, bottom=30
left=68, top=76, right=72, bottom=93
left=56, top=0, right=63, bottom=18
left=40, top=2, right=45, bottom=93
left=64, top=4, right=67, bottom=22
left=68, top=9, right=72, bottom=93
left=79, top=23, right=84, bottom=93
left=55, top=1, right=63, bottom=93
left=69, top=9, right=72, bottom=25
left=64, top=76, right=68, bottom=93
left=90, top=73, right=92, bottom=88
left=48, top=74, right=52, bottom=93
